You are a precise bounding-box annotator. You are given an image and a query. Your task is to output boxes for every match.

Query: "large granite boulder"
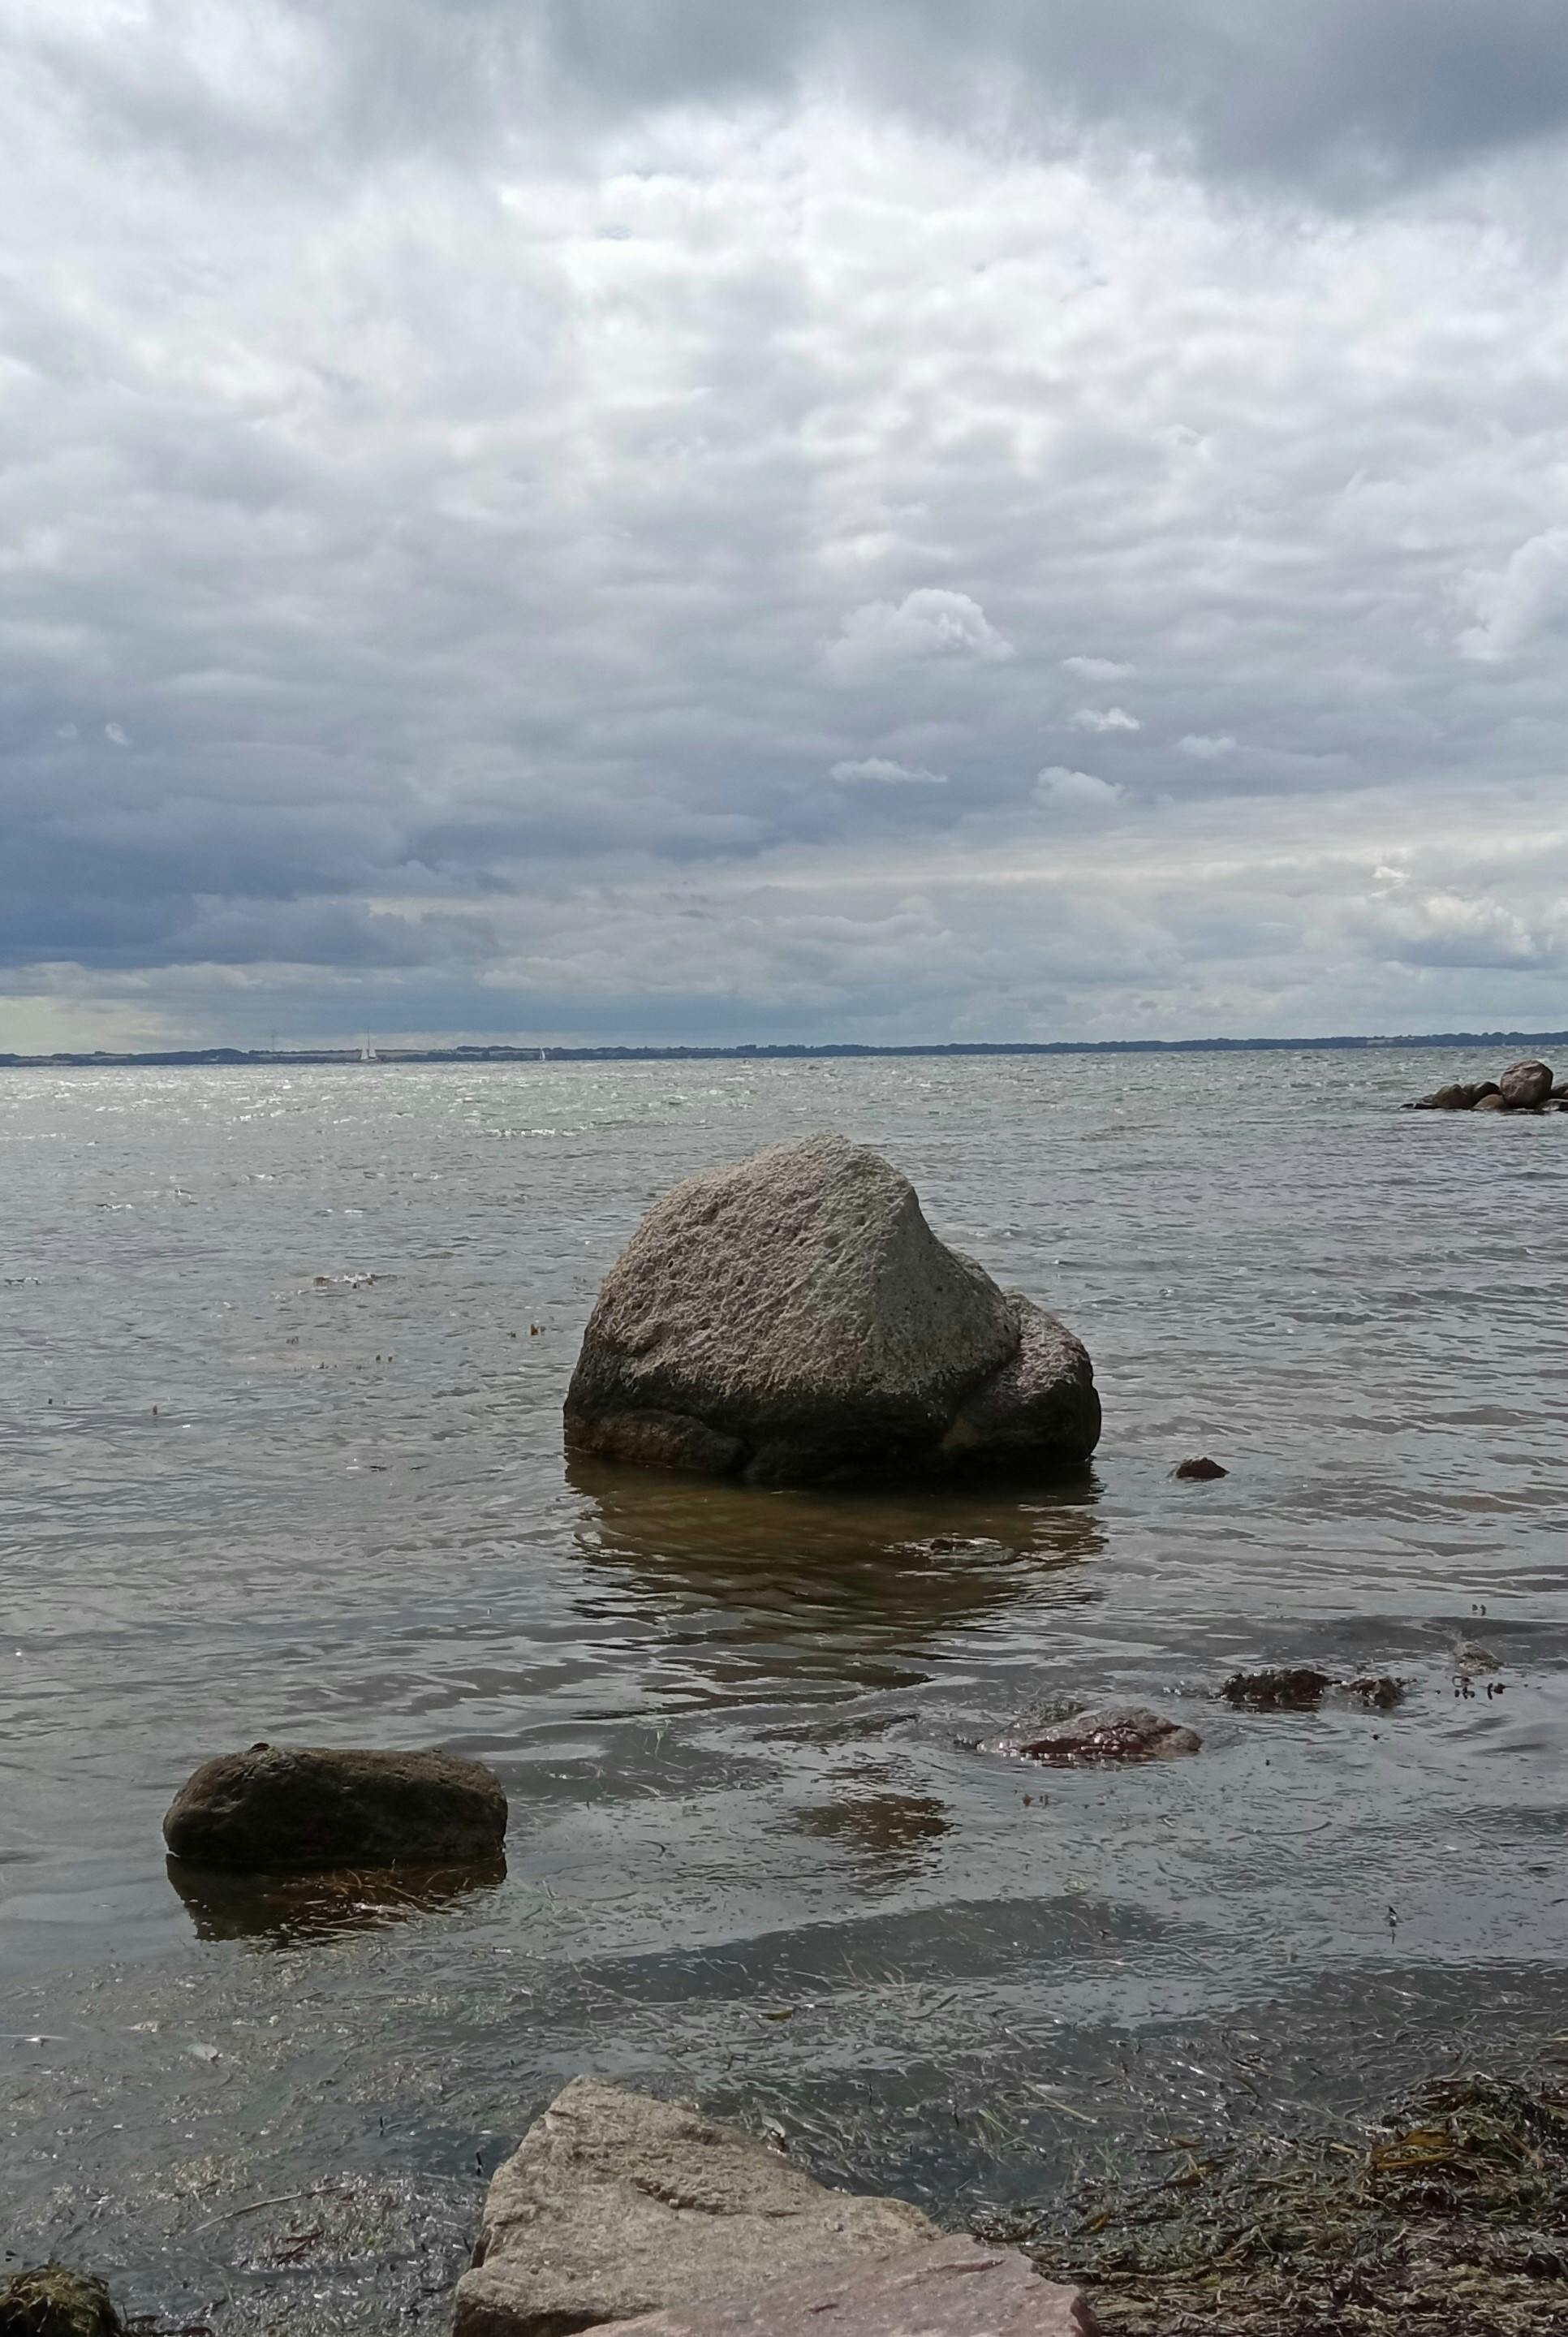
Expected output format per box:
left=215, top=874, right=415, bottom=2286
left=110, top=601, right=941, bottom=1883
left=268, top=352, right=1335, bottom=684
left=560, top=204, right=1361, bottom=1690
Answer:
left=588, top=2236, right=1098, bottom=2337
left=163, top=1745, right=506, bottom=1872
left=564, top=1135, right=1099, bottom=1485
left=453, top=2079, right=939, bottom=2337
left=1499, top=1059, right=1553, bottom=1108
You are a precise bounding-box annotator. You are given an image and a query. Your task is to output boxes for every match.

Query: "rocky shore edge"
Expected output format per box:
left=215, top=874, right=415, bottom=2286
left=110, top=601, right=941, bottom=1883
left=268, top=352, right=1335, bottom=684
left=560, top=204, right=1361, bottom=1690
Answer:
left=12, top=2060, right=1566, bottom=2337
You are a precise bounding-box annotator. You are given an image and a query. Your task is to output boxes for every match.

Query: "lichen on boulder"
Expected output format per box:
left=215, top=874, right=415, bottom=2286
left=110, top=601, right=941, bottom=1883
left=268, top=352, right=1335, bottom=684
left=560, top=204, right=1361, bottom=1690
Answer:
left=564, top=1133, right=1099, bottom=1485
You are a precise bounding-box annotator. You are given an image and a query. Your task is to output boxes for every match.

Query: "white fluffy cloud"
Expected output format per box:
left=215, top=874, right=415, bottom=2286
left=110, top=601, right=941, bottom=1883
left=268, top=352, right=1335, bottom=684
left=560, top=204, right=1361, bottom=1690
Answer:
left=1070, top=707, right=1142, bottom=735
left=1178, top=733, right=1237, bottom=760
left=825, top=590, right=1014, bottom=676
left=3, top=4, right=1568, bottom=1045
left=1036, top=765, right=1123, bottom=814
left=829, top=758, right=950, bottom=786
left=1460, top=528, right=1568, bottom=661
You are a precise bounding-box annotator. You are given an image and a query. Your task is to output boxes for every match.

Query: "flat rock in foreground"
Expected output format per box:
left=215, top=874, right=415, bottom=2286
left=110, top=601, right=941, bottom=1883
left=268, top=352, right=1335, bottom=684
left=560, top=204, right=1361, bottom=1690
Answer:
left=162, top=1744, right=506, bottom=1871
left=452, top=2078, right=939, bottom=2337
left=564, top=1133, right=1099, bottom=1485
left=590, top=2235, right=1098, bottom=2337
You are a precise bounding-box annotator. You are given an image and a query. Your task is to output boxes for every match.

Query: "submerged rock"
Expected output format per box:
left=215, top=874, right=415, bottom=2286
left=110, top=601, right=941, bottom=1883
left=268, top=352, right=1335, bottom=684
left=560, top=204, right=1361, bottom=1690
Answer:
left=452, top=2077, right=938, bottom=2337
left=1174, top=1455, right=1227, bottom=1480
left=1342, top=1674, right=1405, bottom=1708
left=979, top=1703, right=1201, bottom=1764
left=0, top=2267, right=121, bottom=2336
left=1500, top=1059, right=1553, bottom=1109
left=588, top=2236, right=1099, bottom=2337
left=163, top=1744, right=507, bottom=1872
left=1222, top=1666, right=1333, bottom=1710
left=1221, top=1667, right=1406, bottom=1711
left=564, top=1134, right=1100, bottom=1485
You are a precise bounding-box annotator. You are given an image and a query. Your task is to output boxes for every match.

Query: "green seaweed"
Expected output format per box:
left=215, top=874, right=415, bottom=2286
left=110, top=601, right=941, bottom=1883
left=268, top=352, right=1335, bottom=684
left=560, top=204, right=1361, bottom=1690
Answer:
left=0, top=2267, right=123, bottom=2337
left=1021, top=2072, right=1568, bottom=2335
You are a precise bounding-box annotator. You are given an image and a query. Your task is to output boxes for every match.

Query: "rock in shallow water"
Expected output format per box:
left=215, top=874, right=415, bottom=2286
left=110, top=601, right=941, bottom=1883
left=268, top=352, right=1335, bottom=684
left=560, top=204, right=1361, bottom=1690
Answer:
left=1174, top=1455, right=1227, bottom=1480
left=588, top=2236, right=1099, bottom=2337
left=1404, top=1080, right=1499, bottom=1110
left=162, top=1744, right=507, bottom=1872
left=1499, top=1059, right=1553, bottom=1108
left=979, top=1704, right=1201, bottom=1764
left=1221, top=1668, right=1405, bottom=1711
left=452, top=2078, right=939, bottom=2337
left=1222, top=1666, right=1333, bottom=1710
left=564, top=1133, right=1099, bottom=1485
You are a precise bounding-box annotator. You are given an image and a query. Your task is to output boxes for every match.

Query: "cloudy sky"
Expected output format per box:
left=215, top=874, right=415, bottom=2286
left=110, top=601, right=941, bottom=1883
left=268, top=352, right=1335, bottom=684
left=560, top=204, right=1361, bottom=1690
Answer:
left=5, top=2, right=1568, bottom=1050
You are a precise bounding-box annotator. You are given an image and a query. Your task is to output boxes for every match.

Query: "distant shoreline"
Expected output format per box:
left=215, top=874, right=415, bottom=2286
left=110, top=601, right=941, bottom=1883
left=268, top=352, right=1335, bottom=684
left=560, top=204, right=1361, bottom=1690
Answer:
left=3, top=1033, right=1565, bottom=1070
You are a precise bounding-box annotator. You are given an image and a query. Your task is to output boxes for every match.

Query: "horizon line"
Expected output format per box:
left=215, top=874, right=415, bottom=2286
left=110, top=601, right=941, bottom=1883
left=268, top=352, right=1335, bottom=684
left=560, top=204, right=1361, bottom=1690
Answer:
left=3, top=1030, right=1566, bottom=1069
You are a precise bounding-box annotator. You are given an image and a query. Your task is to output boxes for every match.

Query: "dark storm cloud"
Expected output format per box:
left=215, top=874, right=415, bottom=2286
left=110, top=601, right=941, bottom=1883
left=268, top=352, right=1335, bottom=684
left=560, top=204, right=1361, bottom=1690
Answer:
left=16, top=2, right=1568, bottom=194
left=4, top=1, right=1568, bottom=1047
left=520, top=0, right=1568, bottom=193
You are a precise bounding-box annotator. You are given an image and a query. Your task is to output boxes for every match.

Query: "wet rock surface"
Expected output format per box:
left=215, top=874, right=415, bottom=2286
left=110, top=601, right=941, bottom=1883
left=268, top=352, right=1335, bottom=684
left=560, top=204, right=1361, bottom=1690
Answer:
left=588, top=2236, right=1099, bottom=2337
left=565, top=1134, right=1099, bottom=1485
left=1407, top=1081, right=1502, bottom=1110
left=162, top=1745, right=507, bottom=1873
left=1173, top=1455, right=1227, bottom=1480
left=1342, top=1674, right=1405, bottom=1708
left=1221, top=1668, right=1406, bottom=1711
left=1499, top=1059, right=1553, bottom=1109
left=1221, top=1667, right=1333, bottom=1710
left=978, top=1705, right=1201, bottom=1765
left=454, top=2078, right=939, bottom=2337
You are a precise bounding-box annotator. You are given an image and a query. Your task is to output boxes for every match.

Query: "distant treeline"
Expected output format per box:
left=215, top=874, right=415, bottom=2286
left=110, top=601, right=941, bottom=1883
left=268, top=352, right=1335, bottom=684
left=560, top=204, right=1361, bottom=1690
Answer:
left=4, top=1033, right=1566, bottom=1070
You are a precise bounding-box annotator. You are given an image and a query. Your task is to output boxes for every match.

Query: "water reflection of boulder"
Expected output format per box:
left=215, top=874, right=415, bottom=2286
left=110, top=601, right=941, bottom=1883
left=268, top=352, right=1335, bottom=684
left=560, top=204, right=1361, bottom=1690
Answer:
left=795, top=1771, right=949, bottom=1887
left=166, top=1853, right=506, bottom=1947
left=565, top=1455, right=1105, bottom=1691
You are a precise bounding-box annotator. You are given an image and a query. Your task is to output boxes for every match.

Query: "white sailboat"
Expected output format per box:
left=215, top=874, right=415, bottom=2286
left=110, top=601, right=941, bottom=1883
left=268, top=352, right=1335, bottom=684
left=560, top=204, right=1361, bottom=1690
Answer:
left=360, top=1037, right=379, bottom=1063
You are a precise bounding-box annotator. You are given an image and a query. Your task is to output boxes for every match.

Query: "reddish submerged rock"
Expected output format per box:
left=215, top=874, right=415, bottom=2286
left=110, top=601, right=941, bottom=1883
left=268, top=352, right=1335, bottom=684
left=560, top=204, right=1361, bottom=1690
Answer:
left=980, top=1704, right=1201, bottom=1765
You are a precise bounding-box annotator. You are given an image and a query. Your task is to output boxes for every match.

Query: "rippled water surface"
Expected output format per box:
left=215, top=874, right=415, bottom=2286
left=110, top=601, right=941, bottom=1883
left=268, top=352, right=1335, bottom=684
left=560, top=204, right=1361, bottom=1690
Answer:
left=2, top=1055, right=1566, bottom=2326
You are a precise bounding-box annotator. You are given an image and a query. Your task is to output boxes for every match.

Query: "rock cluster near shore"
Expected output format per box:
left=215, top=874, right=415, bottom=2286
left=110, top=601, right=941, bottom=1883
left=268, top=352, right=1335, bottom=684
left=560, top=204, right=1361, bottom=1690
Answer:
left=453, top=2079, right=1097, bottom=2337
left=1405, top=1058, right=1566, bottom=1112
left=564, top=1133, right=1100, bottom=1485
